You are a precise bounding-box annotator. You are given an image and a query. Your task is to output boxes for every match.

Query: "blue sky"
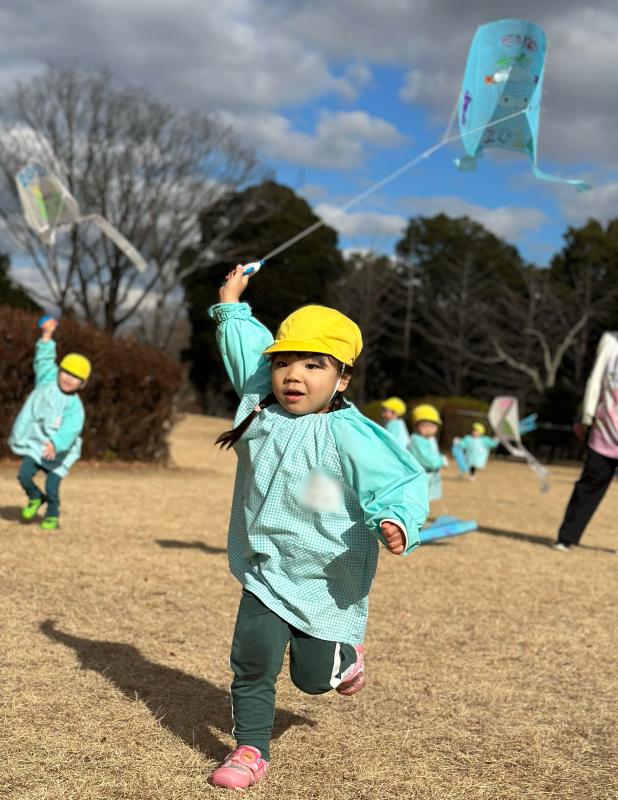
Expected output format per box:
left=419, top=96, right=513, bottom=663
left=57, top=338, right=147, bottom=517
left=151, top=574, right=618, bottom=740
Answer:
left=2, top=0, right=618, bottom=281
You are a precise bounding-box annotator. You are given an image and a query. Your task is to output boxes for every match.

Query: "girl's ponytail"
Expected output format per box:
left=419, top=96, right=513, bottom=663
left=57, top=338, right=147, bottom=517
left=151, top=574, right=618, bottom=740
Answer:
left=215, top=393, right=276, bottom=450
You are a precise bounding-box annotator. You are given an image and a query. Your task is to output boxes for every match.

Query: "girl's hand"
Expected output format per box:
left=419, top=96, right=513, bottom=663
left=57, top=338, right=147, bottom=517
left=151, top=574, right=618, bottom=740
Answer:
left=219, top=265, right=250, bottom=304
left=40, top=319, right=58, bottom=342
left=380, top=520, right=406, bottom=555
left=42, top=441, right=56, bottom=460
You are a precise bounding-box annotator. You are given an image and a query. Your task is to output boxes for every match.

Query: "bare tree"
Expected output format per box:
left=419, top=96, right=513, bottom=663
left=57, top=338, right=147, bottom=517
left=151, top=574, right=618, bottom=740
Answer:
left=487, top=266, right=590, bottom=394
left=0, top=66, right=261, bottom=344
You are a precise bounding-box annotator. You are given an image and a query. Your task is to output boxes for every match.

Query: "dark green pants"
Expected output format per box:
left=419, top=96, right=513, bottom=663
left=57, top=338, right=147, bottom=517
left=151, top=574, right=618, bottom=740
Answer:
left=230, top=590, right=358, bottom=760
left=18, top=456, right=62, bottom=518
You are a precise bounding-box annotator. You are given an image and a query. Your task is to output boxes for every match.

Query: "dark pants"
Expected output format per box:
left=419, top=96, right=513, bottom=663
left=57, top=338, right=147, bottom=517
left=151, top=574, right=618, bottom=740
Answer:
left=558, top=447, right=617, bottom=545
left=18, top=456, right=62, bottom=518
left=230, top=590, right=358, bottom=760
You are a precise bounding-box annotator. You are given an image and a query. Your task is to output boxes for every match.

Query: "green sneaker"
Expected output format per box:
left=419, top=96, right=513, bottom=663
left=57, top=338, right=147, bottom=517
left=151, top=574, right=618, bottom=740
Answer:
left=40, top=516, right=60, bottom=531
left=22, top=498, right=43, bottom=521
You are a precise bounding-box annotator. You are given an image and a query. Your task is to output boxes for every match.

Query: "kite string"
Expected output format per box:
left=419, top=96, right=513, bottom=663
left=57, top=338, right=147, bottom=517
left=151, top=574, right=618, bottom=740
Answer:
left=261, top=106, right=527, bottom=263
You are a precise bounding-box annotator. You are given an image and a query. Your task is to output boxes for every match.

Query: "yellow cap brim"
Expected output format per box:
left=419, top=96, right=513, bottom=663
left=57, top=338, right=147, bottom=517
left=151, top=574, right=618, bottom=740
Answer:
left=263, top=339, right=353, bottom=366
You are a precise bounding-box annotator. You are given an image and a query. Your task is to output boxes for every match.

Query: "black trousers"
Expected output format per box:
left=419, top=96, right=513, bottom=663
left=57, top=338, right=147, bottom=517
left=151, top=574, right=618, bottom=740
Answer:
left=558, top=447, right=617, bottom=545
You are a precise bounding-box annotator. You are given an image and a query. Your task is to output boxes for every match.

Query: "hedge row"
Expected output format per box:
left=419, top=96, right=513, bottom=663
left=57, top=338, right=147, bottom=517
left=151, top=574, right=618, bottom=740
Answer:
left=1, top=306, right=183, bottom=462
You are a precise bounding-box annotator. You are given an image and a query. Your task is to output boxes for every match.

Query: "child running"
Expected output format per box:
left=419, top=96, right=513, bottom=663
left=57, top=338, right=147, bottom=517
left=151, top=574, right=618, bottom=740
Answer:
left=380, top=396, right=409, bottom=448
left=207, top=266, right=428, bottom=790
left=408, top=404, right=448, bottom=502
left=9, top=318, right=90, bottom=530
left=458, top=423, right=498, bottom=480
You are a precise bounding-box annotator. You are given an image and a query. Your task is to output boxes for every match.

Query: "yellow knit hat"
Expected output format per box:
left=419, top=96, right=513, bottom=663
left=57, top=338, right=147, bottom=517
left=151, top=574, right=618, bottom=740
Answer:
left=59, top=353, right=91, bottom=382
left=382, top=397, right=407, bottom=417
left=412, top=404, right=442, bottom=425
left=472, top=422, right=486, bottom=434
left=263, top=305, right=362, bottom=366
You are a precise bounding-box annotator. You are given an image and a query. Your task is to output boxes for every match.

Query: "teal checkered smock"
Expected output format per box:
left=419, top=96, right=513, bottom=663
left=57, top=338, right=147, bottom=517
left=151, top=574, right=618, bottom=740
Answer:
left=209, top=302, right=428, bottom=644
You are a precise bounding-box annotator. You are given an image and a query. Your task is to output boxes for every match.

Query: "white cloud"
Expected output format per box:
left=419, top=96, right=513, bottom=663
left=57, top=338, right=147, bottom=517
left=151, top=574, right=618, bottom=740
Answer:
left=398, top=196, right=548, bottom=242
left=0, top=0, right=360, bottom=112
left=556, top=180, right=618, bottom=226
left=221, top=109, right=405, bottom=169
left=314, top=195, right=546, bottom=244
left=315, top=204, right=407, bottom=238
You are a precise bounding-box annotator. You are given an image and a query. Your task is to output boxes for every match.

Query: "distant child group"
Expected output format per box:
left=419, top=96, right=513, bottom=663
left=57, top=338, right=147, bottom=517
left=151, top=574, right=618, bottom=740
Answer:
left=380, top=397, right=497, bottom=499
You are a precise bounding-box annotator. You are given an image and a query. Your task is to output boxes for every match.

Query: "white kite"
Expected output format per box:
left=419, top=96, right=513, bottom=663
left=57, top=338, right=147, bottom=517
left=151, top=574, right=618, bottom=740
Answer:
left=15, top=162, right=147, bottom=272
left=488, top=395, right=550, bottom=492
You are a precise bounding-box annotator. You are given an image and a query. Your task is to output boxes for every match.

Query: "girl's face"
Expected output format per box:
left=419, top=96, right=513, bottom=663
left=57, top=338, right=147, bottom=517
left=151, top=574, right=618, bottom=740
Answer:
left=58, top=370, right=83, bottom=394
left=271, top=352, right=351, bottom=415
left=416, top=420, right=438, bottom=437
left=381, top=407, right=397, bottom=421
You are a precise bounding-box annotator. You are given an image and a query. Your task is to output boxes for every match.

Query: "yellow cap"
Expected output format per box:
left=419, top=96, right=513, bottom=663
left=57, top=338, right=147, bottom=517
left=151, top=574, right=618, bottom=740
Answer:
left=472, top=422, right=486, bottom=434
left=382, top=397, right=407, bottom=417
left=59, top=353, right=91, bottom=382
left=412, top=404, right=442, bottom=425
left=263, top=305, right=362, bottom=366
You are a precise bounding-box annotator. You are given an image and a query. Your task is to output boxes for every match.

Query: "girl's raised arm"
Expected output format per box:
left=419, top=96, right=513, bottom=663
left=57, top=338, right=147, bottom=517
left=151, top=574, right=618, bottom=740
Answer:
left=208, top=266, right=274, bottom=397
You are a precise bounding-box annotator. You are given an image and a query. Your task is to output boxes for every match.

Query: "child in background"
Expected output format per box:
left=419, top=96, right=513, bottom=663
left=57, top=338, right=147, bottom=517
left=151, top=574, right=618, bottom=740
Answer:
left=380, top=396, right=409, bottom=448
left=555, top=331, right=618, bottom=552
left=8, top=318, right=90, bottom=530
left=459, top=423, right=498, bottom=479
left=408, top=404, right=448, bottom=502
left=207, top=266, right=428, bottom=790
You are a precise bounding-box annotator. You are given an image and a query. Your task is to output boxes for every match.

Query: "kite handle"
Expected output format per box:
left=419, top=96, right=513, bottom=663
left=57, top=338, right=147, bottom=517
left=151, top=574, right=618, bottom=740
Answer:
left=242, top=260, right=265, bottom=277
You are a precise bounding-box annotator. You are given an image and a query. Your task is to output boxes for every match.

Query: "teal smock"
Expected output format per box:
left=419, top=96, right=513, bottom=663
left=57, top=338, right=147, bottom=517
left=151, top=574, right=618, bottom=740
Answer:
left=9, top=340, right=85, bottom=478
left=383, top=418, right=410, bottom=449
left=408, top=433, right=444, bottom=502
left=460, top=434, right=497, bottom=469
left=209, top=302, right=428, bottom=644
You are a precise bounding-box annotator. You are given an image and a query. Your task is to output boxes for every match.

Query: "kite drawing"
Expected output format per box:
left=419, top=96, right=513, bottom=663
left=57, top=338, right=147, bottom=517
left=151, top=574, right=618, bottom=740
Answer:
left=456, top=19, right=591, bottom=191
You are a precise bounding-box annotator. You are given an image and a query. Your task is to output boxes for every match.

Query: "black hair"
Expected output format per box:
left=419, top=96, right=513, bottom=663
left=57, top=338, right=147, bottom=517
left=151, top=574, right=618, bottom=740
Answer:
left=215, top=352, right=353, bottom=450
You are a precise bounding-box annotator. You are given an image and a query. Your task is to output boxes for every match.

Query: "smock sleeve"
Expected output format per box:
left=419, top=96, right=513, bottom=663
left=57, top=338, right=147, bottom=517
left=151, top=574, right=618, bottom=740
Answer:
left=581, top=333, right=618, bottom=425
left=208, top=302, right=274, bottom=398
left=34, top=339, right=59, bottom=387
left=408, top=434, right=444, bottom=470
left=50, top=398, right=85, bottom=454
left=331, top=409, right=429, bottom=556
left=481, top=436, right=498, bottom=451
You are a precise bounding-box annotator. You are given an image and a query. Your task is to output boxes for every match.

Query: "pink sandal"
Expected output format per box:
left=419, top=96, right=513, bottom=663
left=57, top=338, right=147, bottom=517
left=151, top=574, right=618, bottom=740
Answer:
left=336, top=645, right=365, bottom=696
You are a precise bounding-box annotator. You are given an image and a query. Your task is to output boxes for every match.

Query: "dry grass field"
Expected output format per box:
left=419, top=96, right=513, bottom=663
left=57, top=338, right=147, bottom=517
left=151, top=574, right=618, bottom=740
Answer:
left=1, top=414, right=616, bottom=800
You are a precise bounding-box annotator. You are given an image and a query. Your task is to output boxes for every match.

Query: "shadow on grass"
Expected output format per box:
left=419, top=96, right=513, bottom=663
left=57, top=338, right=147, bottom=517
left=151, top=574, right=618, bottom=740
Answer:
left=0, top=506, right=26, bottom=522
left=40, top=619, right=314, bottom=761
left=477, top=525, right=616, bottom=554
left=156, top=539, right=227, bottom=555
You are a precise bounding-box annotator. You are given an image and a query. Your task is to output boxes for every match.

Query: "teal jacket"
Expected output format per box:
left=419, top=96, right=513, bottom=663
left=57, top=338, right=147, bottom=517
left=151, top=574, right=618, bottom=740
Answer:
left=383, top=418, right=410, bottom=449
left=9, top=340, right=85, bottom=478
left=460, top=434, right=497, bottom=469
left=408, top=433, right=445, bottom=502
left=209, top=302, right=428, bottom=644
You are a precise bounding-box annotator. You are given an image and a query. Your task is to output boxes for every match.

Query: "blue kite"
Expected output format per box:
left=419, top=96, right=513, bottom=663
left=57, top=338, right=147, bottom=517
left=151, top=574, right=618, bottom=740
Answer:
left=456, top=19, right=591, bottom=191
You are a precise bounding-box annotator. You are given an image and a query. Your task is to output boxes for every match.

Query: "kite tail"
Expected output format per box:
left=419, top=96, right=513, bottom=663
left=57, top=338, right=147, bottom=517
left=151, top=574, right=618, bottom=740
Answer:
left=532, top=163, right=591, bottom=193
left=499, top=437, right=551, bottom=493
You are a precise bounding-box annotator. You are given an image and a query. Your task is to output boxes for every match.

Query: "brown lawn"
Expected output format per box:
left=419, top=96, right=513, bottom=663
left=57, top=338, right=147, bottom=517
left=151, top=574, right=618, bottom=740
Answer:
left=1, top=414, right=616, bottom=799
